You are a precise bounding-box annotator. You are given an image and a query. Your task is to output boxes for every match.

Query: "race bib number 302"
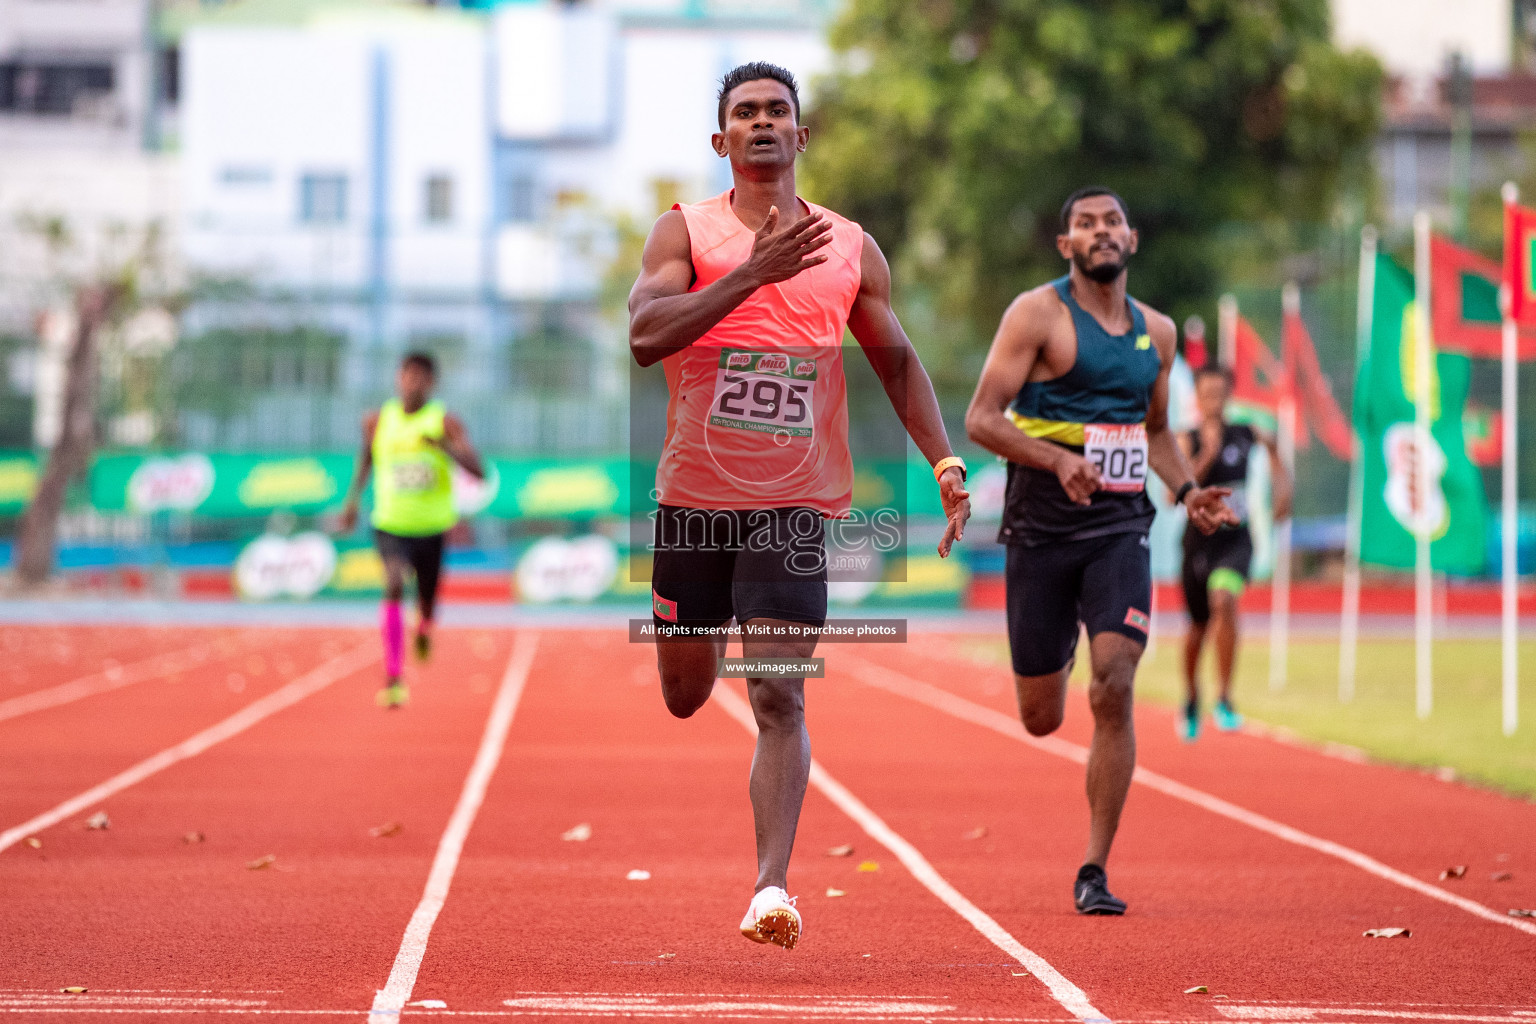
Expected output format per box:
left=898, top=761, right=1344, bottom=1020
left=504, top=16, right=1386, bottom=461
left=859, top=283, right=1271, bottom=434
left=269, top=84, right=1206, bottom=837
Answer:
left=709, top=349, right=816, bottom=438
left=1084, top=423, right=1148, bottom=493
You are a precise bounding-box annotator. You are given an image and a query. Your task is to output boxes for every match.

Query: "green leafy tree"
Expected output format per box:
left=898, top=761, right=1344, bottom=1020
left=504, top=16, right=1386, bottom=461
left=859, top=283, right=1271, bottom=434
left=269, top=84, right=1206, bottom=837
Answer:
left=802, top=0, right=1382, bottom=392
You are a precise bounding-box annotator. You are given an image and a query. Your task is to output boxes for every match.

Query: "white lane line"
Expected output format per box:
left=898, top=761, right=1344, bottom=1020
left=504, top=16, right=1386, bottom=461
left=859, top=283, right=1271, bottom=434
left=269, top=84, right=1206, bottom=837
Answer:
left=841, top=655, right=1536, bottom=939
left=0, top=644, right=376, bottom=854
left=368, top=632, right=541, bottom=1023
left=0, top=642, right=227, bottom=724
left=711, top=685, right=1108, bottom=1024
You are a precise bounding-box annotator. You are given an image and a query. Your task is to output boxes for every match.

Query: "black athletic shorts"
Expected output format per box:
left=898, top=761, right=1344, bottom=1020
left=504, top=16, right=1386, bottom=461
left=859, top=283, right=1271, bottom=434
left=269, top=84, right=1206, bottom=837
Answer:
left=1004, top=530, right=1152, bottom=677
left=373, top=529, right=447, bottom=618
left=1180, top=528, right=1254, bottom=625
left=650, top=505, right=828, bottom=630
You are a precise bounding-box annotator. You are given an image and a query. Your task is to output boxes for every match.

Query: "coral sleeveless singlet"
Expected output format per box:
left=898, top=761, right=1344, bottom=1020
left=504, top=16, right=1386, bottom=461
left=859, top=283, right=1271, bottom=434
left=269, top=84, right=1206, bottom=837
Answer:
left=655, top=190, right=863, bottom=516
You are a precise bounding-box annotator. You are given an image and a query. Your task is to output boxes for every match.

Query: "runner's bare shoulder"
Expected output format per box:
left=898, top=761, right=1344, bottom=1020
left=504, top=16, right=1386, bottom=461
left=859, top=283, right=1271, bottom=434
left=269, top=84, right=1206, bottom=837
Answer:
left=1131, top=299, right=1177, bottom=359
left=633, top=209, right=695, bottom=300
left=644, top=209, right=692, bottom=257
left=996, top=282, right=1070, bottom=354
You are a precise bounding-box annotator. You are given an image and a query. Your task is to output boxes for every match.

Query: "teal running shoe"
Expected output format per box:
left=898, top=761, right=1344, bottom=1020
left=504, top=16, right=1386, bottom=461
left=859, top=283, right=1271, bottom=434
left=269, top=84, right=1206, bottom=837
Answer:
left=1213, top=699, right=1243, bottom=732
left=1179, top=702, right=1200, bottom=742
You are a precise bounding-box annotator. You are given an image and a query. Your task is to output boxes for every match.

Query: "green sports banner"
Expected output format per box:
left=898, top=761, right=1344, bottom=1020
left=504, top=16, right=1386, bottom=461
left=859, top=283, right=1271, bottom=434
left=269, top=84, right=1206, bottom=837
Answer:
left=1354, top=253, right=1489, bottom=575
left=46, top=452, right=945, bottom=522
left=91, top=453, right=354, bottom=517
left=88, top=452, right=639, bottom=520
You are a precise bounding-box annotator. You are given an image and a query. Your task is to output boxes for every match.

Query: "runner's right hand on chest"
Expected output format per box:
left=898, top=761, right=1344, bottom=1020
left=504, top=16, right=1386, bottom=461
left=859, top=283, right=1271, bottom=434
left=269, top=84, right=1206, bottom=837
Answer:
left=745, top=206, right=833, bottom=285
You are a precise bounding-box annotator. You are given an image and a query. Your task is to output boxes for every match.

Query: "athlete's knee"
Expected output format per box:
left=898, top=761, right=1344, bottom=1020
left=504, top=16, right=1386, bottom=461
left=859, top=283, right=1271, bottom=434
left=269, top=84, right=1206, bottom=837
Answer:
left=659, top=672, right=714, bottom=719
left=1015, top=669, right=1067, bottom=736
left=747, top=677, right=804, bottom=733
left=384, top=580, right=406, bottom=602
left=1087, top=666, right=1135, bottom=724
left=661, top=689, right=710, bottom=719
left=1210, top=590, right=1239, bottom=620
left=1022, top=704, right=1064, bottom=737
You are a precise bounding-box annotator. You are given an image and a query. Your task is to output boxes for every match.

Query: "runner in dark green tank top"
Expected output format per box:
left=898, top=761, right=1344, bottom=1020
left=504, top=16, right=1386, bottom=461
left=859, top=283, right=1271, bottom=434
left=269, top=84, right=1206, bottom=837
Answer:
left=965, top=187, right=1237, bottom=916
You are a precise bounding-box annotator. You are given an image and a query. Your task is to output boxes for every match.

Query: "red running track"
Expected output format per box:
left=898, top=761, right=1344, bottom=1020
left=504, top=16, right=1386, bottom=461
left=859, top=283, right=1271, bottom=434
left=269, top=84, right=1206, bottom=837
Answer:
left=0, top=624, right=1532, bottom=1023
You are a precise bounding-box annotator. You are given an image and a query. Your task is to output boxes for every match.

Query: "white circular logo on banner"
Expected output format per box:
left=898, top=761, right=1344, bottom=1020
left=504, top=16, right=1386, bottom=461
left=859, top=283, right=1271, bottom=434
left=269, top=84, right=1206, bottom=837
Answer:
left=127, top=454, right=215, bottom=513
left=235, top=532, right=338, bottom=600
left=1383, top=422, right=1449, bottom=541
left=516, top=535, right=619, bottom=604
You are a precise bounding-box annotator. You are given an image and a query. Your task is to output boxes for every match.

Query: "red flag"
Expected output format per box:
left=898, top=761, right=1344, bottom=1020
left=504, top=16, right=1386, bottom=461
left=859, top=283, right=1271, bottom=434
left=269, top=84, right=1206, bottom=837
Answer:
left=1231, top=316, right=1284, bottom=414
left=1433, top=233, right=1536, bottom=359
left=1281, top=307, right=1352, bottom=459
left=1503, top=200, right=1536, bottom=327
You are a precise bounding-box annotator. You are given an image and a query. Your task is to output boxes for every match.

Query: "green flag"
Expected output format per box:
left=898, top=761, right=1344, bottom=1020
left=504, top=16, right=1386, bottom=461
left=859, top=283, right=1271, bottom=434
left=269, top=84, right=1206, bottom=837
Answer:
left=1355, top=253, right=1488, bottom=574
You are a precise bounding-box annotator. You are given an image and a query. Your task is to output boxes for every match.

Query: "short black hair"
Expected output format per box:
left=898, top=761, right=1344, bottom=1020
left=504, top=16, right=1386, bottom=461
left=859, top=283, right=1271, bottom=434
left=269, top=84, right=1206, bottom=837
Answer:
left=717, top=62, right=800, bottom=130
left=1194, top=363, right=1234, bottom=387
left=1059, top=187, right=1131, bottom=231
left=401, top=352, right=436, bottom=377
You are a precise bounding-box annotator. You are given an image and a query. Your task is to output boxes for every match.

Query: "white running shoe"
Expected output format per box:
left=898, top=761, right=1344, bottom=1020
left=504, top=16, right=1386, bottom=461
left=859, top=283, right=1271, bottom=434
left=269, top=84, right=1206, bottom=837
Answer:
left=739, top=886, right=801, bottom=949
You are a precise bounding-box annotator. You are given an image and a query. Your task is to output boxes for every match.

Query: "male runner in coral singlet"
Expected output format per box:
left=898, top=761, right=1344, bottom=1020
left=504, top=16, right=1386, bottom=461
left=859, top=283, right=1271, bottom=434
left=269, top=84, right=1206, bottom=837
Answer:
left=965, top=188, right=1236, bottom=915
left=339, top=352, right=484, bottom=708
left=1176, top=364, right=1291, bottom=740
left=628, top=62, right=971, bottom=949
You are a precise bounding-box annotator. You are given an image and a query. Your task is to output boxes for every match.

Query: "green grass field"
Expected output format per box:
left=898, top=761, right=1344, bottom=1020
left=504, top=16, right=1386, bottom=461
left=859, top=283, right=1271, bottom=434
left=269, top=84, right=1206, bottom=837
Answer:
left=953, top=634, right=1536, bottom=800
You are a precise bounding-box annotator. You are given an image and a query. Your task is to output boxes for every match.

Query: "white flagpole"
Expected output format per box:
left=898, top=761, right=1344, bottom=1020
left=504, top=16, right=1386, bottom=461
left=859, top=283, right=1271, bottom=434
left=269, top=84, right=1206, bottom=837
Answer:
left=1271, top=285, right=1299, bottom=693
left=1218, top=294, right=1238, bottom=370
left=1340, top=226, right=1377, bottom=702
left=1412, top=210, right=1434, bottom=720
left=1500, top=182, right=1521, bottom=736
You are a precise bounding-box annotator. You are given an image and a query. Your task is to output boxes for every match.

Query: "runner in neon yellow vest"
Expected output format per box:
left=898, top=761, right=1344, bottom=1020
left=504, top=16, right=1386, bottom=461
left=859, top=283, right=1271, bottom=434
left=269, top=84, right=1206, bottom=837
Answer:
left=340, top=352, right=484, bottom=708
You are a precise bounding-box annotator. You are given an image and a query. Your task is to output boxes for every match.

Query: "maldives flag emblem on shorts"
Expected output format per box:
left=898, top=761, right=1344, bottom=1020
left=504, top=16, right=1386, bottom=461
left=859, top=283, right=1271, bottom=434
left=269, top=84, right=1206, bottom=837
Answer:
left=652, top=591, right=678, bottom=622
left=1124, top=608, right=1150, bottom=633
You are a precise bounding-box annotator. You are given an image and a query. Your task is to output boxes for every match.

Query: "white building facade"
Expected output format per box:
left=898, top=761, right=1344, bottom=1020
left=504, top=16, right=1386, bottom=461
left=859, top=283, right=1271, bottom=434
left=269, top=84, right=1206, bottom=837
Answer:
left=176, top=0, right=832, bottom=453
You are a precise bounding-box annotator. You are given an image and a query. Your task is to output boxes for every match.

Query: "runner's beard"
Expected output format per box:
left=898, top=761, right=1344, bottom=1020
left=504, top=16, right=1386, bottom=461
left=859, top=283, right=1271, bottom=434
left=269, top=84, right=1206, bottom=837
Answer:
left=1074, top=247, right=1128, bottom=283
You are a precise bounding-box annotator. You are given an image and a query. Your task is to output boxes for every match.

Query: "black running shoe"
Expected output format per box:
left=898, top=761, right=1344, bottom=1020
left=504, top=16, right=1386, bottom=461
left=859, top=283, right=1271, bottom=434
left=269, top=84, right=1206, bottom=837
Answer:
left=1074, top=864, right=1127, bottom=915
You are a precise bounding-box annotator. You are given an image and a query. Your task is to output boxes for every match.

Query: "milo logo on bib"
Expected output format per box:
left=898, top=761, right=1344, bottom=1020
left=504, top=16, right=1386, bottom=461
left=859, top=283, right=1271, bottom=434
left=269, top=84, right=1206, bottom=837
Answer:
left=708, top=349, right=816, bottom=439
left=702, top=347, right=822, bottom=492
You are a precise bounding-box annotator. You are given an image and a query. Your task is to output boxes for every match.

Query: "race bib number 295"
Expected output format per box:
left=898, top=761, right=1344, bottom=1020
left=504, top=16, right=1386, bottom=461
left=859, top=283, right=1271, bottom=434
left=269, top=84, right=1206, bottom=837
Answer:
left=709, top=350, right=816, bottom=438
left=1084, top=423, right=1148, bottom=493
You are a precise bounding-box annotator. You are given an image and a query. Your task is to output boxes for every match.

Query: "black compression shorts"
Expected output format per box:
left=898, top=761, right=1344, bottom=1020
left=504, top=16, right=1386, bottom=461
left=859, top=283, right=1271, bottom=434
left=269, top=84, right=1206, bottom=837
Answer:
left=1004, top=530, right=1152, bottom=677
left=373, top=529, right=446, bottom=620
left=650, top=505, right=828, bottom=631
left=1180, top=528, right=1253, bottom=625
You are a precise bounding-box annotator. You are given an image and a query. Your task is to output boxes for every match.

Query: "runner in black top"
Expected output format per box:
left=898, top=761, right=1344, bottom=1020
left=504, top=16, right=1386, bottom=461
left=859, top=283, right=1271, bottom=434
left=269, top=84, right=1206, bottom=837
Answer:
left=966, top=187, right=1236, bottom=915
left=1176, top=365, right=1290, bottom=740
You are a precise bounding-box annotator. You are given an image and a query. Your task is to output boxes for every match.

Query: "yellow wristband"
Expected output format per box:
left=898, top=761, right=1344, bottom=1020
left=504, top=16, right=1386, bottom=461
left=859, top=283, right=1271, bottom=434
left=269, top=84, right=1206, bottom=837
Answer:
left=933, top=456, right=967, bottom=482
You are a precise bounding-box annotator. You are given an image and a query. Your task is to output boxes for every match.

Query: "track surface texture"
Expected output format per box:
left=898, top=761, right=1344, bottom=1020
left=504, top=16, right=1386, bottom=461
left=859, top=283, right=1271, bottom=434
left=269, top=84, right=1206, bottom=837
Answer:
left=1, top=624, right=1532, bottom=1023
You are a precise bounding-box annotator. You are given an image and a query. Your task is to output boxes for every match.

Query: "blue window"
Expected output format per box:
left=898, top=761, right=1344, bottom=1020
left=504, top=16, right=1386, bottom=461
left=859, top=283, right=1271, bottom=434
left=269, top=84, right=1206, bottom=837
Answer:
left=300, top=174, right=348, bottom=223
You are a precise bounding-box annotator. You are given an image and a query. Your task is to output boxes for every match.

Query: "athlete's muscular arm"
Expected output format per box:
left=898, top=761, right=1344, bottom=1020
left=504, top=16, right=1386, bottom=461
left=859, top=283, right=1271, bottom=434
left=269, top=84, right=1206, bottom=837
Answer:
left=337, top=410, right=379, bottom=534
left=431, top=413, right=484, bottom=480
left=627, top=206, right=833, bottom=368
left=847, top=233, right=971, bottom=557
left=1142, top=309, right=1238, bottom=535
left=964, top=289, right=1103, bottom=505
left=1256, top=428, right=1293, bottom=521
left=1189, top=421, right=1223, bottom=483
